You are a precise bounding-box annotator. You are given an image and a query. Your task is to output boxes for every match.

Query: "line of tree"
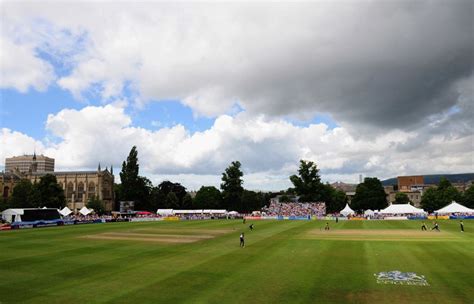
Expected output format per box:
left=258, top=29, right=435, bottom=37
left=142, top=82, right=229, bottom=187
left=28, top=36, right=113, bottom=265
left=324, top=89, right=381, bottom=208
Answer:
left=114, top=148, right=268, bottom=213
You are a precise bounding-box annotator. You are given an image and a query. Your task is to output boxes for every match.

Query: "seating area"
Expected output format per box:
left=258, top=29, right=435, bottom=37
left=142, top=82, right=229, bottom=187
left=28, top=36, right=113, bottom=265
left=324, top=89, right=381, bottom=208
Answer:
left=262, top=201, right=326, bottom=217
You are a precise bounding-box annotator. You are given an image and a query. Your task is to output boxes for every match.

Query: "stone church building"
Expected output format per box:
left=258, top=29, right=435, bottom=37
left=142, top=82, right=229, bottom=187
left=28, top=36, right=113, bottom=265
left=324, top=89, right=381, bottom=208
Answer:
left=2, top=154, right=115, bottom=212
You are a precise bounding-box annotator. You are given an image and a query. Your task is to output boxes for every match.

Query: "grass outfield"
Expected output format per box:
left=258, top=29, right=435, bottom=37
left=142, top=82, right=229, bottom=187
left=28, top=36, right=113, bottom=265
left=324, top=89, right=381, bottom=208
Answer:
left=0, top=220, right=473, bottom=304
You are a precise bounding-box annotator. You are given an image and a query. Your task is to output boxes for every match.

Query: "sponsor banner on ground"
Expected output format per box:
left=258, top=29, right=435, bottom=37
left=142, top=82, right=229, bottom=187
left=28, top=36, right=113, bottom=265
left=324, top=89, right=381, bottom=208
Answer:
left=318, top=216, right=347, bottom=221
left=244, top=216, right=262, bottom=220
left=0, top=225, right=12, bottom=230
left=408, top=216, right=427, bottom=220
left=384, top=216, right=408, bottom=220
left=35, top=221, right=60, bottom=228
left=288, top=216, right=312, bottom=220
left=12, top=220, right=63, bottom=229
left=348, top=217, right=366, bottom=221
left=260, top=216, right=278, bottom=220
left=130, top=218, right=163, bottom=222
left=449, top=215, right=474, bottom=219
left=374, top=271, right=429, bottom=286
left=163, top=216, right=180, bottom=221
left=75, top=219, right=104, bottom=225
left=11, top=223, right=34, bottom=229
left=428, top=215, right=450, bottom=220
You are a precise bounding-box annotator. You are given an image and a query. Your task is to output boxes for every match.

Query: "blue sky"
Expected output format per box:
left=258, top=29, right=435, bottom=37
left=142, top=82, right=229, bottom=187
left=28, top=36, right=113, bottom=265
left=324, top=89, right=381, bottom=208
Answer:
left=1, top=84, right=338, bottom=142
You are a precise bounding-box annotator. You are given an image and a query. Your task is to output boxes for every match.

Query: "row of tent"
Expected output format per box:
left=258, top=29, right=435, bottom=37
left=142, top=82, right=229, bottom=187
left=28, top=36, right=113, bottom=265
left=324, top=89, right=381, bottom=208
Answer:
left=59, top=206, right=93, bottom=216
left=339, top=201, right=474, bottom=216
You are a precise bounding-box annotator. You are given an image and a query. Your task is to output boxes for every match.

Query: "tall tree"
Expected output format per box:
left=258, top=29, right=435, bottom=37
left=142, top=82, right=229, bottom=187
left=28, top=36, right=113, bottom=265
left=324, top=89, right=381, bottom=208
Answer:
left=421, top=177, right=461, bottom=212
left=32, top=174, right=66, bottom=209
left=118, top=146, right=154, bottom=210
left=290, top=160, right=324, bottom=202
left=351, top=177, right=387, bottom=212
left=221, top=161, right=244, bottom=211
left=394, top=192, right=410, bottom=204
left=120, top=146, right=140, bottom=201
left=9, top=179, right=35, bottom=208
left=194, top=186, right=222, bottom=209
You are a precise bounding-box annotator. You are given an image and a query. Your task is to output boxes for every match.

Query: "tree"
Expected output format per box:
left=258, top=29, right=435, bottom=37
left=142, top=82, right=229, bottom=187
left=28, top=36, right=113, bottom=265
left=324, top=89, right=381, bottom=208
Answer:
left=30, top=174, right=66, bottom=209
left=9, top=179, right=35, bottom=208
left=134, top=176, right=153, bottom=211
left=324, top=186, right=347, bottom=213
left=118, top=147, right=154, bottom=211
left=420, top=188, right=438, bottom=213
left=182, top=193, right=193, bottom=209
left=421, top=178, right=461, bottom=212
left=157, top=181, right=187, bottom=203
left=221, top=161, right=244, bottom=211
left=165, top=192, right=180, bottom=208
left=119, top=146, right=140, bottom=201
left=462, top=184, right=474, bottom=208
left=87, top=196, right=106, bottom=215
left=394, top=192, right=409, bottom=204
left=241, top=190, right=266, bottom=213
left=150, top=186, right=166, bottom=210
left=194, top=186, right=222, bottom=209
left=351, top=177, right=387, bottom=212
left=289, top=160, right=324, bottom=202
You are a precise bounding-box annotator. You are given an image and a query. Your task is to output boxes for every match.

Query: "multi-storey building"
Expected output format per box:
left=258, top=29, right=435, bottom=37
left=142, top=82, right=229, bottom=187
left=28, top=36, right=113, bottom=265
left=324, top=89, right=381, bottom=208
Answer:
left=5, top=154, right=55, bottom=173
left=398, top=175, right=425, bottom=192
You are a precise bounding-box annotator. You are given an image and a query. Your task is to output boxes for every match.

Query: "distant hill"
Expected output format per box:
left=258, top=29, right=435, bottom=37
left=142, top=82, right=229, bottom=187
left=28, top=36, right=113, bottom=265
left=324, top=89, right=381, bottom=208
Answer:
left=382, top=173, right=474, bottom=186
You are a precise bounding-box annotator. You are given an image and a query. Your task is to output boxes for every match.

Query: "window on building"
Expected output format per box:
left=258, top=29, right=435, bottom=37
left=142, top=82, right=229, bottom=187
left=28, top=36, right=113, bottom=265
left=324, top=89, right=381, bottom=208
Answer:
left=88, top=182, right=95, bottom=193
left=67, top=182, right=74, bottom=198
left=3, top=186, right=9, bottom=199
left=77, top=182, right=84, bottom=201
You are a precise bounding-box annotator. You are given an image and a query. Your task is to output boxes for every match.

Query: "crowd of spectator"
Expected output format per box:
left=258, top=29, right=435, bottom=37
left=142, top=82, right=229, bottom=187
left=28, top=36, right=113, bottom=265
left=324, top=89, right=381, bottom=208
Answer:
left=262, top=201, right=326, bottom=217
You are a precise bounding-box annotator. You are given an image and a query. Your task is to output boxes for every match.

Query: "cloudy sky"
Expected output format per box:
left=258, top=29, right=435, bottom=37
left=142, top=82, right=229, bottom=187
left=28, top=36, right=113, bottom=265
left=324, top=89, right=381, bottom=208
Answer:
left=1, top=1, right=473, bottom=191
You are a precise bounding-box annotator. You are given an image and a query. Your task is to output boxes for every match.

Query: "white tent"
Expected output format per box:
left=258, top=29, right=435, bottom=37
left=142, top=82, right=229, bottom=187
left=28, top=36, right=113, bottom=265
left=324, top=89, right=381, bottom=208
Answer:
left=59, top=206, right=73, bottom=216
left=174, top=210, right=202, bottom=214
left=434, top=201, right=474, bottom=214
left=340, top=204, right=355, bottom=216
left=364, top=209, right=375, bottom=216
left=157, top=209, right=174, bottom=215
left=205, top=209, right=227, bottom=214
left=228, top=211, right=239, bottom=215
left=1, top=209, right=24, bottom=223
left=79, top=206, right=93, bottom=216
left=379, top=204, right=426, bottom=214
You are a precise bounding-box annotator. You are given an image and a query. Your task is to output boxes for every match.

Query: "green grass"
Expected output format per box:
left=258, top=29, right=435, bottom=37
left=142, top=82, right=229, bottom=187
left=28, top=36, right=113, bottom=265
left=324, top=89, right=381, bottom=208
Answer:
left=0, top=220, right=473, bottom=303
